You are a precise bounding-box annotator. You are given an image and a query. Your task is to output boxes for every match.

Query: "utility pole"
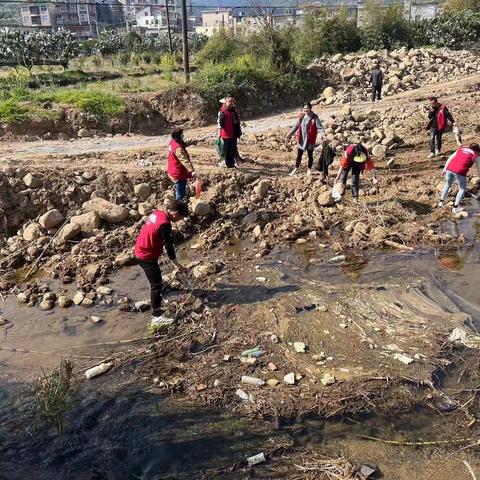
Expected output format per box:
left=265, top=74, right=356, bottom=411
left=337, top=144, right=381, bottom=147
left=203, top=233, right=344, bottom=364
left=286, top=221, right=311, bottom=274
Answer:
left=181, top=0, right=190, bottom=83
left=165, top=0, right=173, bottom=55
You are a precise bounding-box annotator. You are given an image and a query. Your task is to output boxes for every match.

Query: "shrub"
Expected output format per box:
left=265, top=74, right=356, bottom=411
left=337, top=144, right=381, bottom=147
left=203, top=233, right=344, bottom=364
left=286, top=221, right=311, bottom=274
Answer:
left=428, top=10, right=480, bottom=48
left=160, top=54, right=176, bottom=81
left=197, top=29, right=241, bottom=64
left=0, top=98, right=28, bottom=122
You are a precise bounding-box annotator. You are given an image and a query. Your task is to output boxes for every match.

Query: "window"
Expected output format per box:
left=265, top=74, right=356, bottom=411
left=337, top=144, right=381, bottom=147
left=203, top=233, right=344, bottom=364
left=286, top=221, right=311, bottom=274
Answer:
left=29, top=6, right=40, bottom=14
left=79, top=14, right=88, bottom=21
left=21, top=6, right=29, bottom=12
left=69, top=5, right=77, bottom=12
left=40, top=6, right=47, bottom=12
left=57, top=16, right=63, bottom=23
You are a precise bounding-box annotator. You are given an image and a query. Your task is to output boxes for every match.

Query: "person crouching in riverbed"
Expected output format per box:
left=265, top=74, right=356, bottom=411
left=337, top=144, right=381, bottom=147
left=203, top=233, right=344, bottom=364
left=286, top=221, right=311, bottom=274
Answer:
left=134, top=200, right=189, bottom=328
left=439, top=144, right=480, bottom=213
left=285, top=101, right=326, bottom=176
left=333, top=143, right=379, bottom=204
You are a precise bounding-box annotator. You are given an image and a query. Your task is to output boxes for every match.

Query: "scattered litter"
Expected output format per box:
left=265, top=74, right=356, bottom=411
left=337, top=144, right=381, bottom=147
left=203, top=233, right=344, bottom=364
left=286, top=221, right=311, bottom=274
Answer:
left=247, top=452, right=266, bottom=467
left=320, top=373, right=336, bottom=386
left=241, top=376, right=265, bottom=386
left=393, top=353, right=414, bottom=365
left=270, top=334, right=279, bottom=344
left=256, top=276, right=267, bottom=282
left=329, top=255, right=346, bottom=263
left=213, top=379, right=221, bottom=387
left=283, top=372, right=296, bottom=385
left=267, top=362, right=278, bottom=371
left=266, top=379, right=280, bottom=387
left=236, top=388, right=250, bottom=401
left=90, top=315, right=103, bottom=324
left=85, top=362, right=112, bottom=379
left=137, top=159, right=153, bottom=167
left=241, top=346, right=265, bottom=357
left=448, top=327, right=480, bottom=348
left=196, top=384, right=208, bottom=391
left=241, top=357, right=257, bottom=365
left=339, top=322, right=347, bottom=328
left=312, top=352, right=326, bottom=361
left=386, top=158, right=396, bottom=167
left=294, top=341, right=307, bottom=353
left=223, top=354, right=231, bottom=362
left=358, top=464, right=378, bottom=479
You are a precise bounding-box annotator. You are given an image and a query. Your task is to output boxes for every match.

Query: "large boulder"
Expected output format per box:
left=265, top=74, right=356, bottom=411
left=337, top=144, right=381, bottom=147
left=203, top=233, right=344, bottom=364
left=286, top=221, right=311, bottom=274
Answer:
left=78, top=128, right=92, bottom=138
left=134, top=183, right=152, bottom=201
left=331, top=53, right=343, bottom=63
left=23, top=173, right=42, bottom=189
left=190, top=198, right=212, bottom=217
left=82, top=198, right=128, bottom=224
left=372, top=144, right=387, bottom=159
left=317, top=191, right=335, bottom=207
left=323, top=87, right=335, bottom=98
left=254, top=180, right=271, bottom=197
left=70, top=211, right=100, bottom=233
left=351, top=110, right=367, bottom=123
left=39, top=209, right=64, bottom=229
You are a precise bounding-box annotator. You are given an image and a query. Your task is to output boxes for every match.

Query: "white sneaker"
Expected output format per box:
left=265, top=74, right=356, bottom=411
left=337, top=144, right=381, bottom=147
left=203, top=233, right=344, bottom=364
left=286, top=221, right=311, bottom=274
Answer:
left=217, top=160, right=226, bottom=167
left=452, top=206, right=464, bottom=214
left=435, top=150, right=440, bottom=156
left=438, top=201, right=444, bottom=207
left=307, top=169, right=312, bottom=176
left=289, top=168, right=298, bottom=176
left=427, top=153, right=435, bottom=159
left=151, top=315, right=174, bottom=328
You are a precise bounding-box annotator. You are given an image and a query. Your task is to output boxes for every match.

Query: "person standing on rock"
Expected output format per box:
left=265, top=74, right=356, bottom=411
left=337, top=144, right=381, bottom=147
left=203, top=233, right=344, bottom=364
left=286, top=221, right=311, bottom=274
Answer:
left=370, top=61, right=383, bottom=102
left=286, top=102, right=326, bottom=176
left=427, top=96, right=455, bottom=158
left=439, top=144, right=480, bottom=213
left=218, top=95, right=242, bottom=169
left=168, top=127, right=196, bottom=201
left=134, top=201, right=189, bottom=328
left=334, top=143, right=379, bottom=204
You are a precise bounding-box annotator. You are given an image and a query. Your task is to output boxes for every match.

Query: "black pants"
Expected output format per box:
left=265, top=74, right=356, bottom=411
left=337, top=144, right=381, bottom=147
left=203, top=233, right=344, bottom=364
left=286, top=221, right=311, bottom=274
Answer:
left=296, top=148, right=314, bottom=169
left=136, top=258, right=162, bottom=316
left=372, top=85, right=381, bottom=101
left=430, top=129, right=443, bottom=154
left=339, top=162, right=362, bottom=198
left=223, top=138, right=237, bottom=168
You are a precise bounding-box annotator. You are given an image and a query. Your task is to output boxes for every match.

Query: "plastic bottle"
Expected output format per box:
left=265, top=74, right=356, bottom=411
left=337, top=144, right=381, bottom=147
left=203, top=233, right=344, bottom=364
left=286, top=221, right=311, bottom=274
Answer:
left=85, top=362, right=112, bottom=379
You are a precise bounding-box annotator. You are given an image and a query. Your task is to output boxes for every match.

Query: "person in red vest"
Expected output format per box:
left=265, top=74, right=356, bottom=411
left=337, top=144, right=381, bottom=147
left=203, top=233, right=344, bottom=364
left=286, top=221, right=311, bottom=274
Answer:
left=333, top=143, right=379, bottom=204
left=427, top=96, right=455, bottom=158
left=439, top=144, right=480, bottom=213
left=134, top=201, right=189, bottom=327
left=217, top=95, right=242, bottom=169
left=168, top=127, right=196, bottom=201
left=285, top=101, right=326, bottom=176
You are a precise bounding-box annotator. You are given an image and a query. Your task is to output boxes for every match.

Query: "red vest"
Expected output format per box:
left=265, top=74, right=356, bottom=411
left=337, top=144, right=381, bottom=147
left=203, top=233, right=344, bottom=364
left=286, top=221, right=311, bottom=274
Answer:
left=220, top=106, right=235, bottom=140
left=341, top=144, right=375, bottom=172
left=134, top=210, right=170, bottom=260
left=297, top=113, right=318, bottom=145
left=447, top=147, right=478, bottom=177
left=437, top=104, right=447, bottom=131
left=168, top=139, right=192, bottom=181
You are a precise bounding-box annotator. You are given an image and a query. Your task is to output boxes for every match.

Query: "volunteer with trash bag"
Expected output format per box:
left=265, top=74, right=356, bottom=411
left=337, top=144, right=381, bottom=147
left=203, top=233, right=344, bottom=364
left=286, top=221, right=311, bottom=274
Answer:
left=426, top=96, right=455, bottom=158
left=168, top=127, right=196, bottom=201
left=286, top=101, right=326, bottom=176
left=334, top=143, right=379, bottom=203
left=439, top=143, right=480, bottom=213
left=134, top=201, right=189, bottom=328
left=217, top=95, right=242, bottom=169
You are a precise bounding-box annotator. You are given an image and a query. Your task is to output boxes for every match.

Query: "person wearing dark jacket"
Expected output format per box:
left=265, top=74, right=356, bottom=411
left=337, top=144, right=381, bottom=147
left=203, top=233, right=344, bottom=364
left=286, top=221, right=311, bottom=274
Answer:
left=217, top=95, right=242, bottom=169
left=370, top=62, right=383, bottom=102
left=427, top=96, right=455, bottom=158
left=134, top=201, right=189, bottom=328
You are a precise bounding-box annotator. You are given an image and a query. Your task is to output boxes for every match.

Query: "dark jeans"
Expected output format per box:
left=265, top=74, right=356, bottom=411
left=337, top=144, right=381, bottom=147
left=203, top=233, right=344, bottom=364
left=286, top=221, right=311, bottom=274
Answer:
left=430, top=129, right=443, bottom=153
left=339, top=162, right=362, bottom=198
left=136, top=258, right=162, bottom=316
left=296, top=148, right=314, bottom=169
left=223, top=138, right=238, bottom=168
left=372, top=85, right=382, bottom=101
left=174, top=179, right=187, bottom=200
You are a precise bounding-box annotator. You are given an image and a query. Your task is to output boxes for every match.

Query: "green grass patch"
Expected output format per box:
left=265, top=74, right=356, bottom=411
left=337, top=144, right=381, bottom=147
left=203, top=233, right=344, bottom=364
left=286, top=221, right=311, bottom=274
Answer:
left=0, top=99, right=29, bottom=122
left=34, top=90, right=126, bottom=117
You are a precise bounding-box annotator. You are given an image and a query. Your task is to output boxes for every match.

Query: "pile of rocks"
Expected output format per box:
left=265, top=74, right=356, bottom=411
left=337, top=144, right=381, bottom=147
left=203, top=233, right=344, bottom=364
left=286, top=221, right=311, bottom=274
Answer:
left=309, top=47, right=480, bottom=104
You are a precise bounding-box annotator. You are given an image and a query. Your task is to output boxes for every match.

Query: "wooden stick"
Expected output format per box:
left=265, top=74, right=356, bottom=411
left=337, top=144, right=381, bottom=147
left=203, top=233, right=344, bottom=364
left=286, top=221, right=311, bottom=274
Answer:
left=23, top=218, right=70, bottom=281
left=384, top=239, right=414, bottom=251
left=359, top=435, right=473, bottom=446
left=463, top=460, right=477, bottom=480
left=426, top=441, right=480, bottom=480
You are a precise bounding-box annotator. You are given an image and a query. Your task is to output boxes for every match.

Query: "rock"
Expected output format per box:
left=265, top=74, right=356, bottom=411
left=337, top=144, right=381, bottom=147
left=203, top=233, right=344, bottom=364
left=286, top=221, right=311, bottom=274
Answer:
left=58, top=133, right=69, bottom=141
left=134, top=183, right=152, bottom=201
left=23, top=173, right=42, bottom=189
left=331, top=53, right=343, bottom=62
left=39, top=209, right=64, bottom=229
left=43, top=292, right=56, bottom=302
left=190, top=198, right=212, bottom=216
left=341, top=104, right=352, bottom=116
left=90, top=315, right=103, bottom=324
left=134, top=300, right=151, bottom=312
left=241, top=376, right=265, bottom=386
left=372, top=144, right=387, bottom=159
left=0, top=316, right=7, bottom=326
left=386, top=158, right=396, bottom=167
left=283, top=372, right=296, bottom=385
left=247, top=453, right=266, bottom=467
left=96, top=286, right=113, bottom=295
left=17, top=292, right=29, bottom=303
left=70, top=211, right=100, bottom=233
left=294, top=341, right=307, bottom=353
left=40, top=300, right=55, bottom=311
left=84, top=264, right=101, bottom=283
left=254, top=179, right=271, bottom=197
left=58, top=296, right=72, bottom=308
left=82, top=198, right=128, bottom=224
left=320, top=373, right=336, bottom=386
left=114, top=252, right=134, bottom=267
left=351, top=110, right=367, bottom=122
left=393, top=353, right=414, bottom=365
left=266, top=378, right=280, bottom=387
left=213, top=379, right=221, bottom=387
left=78, top=128, right=92, bottom=138
left=138, top=202, right=154, bottom=216
left=23, top=224, right=41, bottom=242
left=73, top=291, right=85, bottom=305
left=253, top=225, right=262, bottom=238
left=58, top=223, right=81, bottom=242
left=267, top=362, right=278, bottom=371
left=323, top=86, right=335, bottom=98
left=81, top=297, right=94, bottom=307
left=366, top=50, right=378, bottom=58
left=317, top=191, right=335, bottom=207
